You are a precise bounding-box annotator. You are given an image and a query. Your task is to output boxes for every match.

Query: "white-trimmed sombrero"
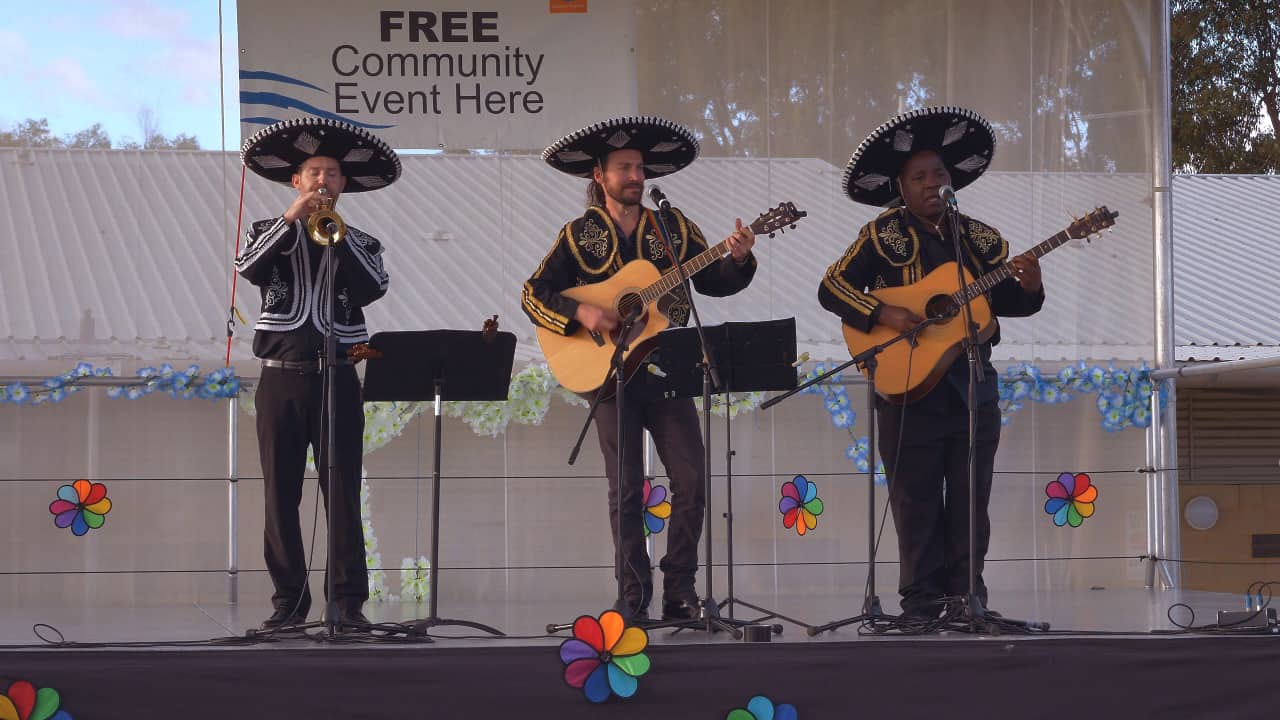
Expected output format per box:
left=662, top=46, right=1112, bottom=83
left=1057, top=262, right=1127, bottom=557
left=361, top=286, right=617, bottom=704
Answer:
left=542, top=115, right=699, bottom=178
left=841, top=106, right=996, bottom=207
left=241, top=117, right=401, bottom=193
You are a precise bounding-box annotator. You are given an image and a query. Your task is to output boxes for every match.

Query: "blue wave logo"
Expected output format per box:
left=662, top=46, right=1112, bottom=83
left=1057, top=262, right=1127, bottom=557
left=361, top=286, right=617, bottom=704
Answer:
left=239, top=70, right=395, bottom=129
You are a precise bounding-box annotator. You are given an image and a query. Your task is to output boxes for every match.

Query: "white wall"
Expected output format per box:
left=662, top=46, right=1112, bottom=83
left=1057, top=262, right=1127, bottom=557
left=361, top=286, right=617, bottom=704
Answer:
left=0, top=382, right=1147, bottom=610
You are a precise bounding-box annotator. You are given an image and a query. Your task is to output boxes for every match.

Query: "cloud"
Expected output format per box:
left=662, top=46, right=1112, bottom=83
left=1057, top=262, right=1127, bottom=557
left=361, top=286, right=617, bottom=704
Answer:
left=101, top=0, right=191, bottom=39
left=0, top=29, right=30, bottom=75
left=164, top=41, right=221, bottom=84
left=47, top=57, right=103, bottom=103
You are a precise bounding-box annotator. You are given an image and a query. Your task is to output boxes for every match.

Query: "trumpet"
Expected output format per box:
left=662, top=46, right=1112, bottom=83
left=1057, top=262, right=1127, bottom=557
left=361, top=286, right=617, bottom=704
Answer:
left=306, top=187, right=347, bottom=246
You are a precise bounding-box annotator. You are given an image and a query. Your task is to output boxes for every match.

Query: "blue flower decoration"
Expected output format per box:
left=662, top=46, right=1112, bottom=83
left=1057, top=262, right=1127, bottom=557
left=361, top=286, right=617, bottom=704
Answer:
left=6, top=383, right=31, bottom=404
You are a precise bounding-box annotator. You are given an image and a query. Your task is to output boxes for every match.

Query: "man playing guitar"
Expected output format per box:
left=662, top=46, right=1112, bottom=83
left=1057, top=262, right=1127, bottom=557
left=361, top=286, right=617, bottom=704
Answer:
left=522, top=116, right=756, bottom=622
left=819, top=106, right=1044, bottom=623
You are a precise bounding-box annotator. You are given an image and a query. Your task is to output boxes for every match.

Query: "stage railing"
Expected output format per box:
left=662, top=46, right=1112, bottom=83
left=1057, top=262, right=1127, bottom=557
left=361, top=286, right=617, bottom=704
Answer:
left=13, top=364, right=1273, bottom=606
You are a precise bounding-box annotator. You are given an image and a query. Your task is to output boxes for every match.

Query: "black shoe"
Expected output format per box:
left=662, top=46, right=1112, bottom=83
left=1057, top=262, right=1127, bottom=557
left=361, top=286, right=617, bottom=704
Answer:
left=612, top=597, right=650, bottom=623
left=661, top=591, right=702, bottom=621
left=259, top=606, right=307, bottom=631
left=334, top=602, right=372, bottom=633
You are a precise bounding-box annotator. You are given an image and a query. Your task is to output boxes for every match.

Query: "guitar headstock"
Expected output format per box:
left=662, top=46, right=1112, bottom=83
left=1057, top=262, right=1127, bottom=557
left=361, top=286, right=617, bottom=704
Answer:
left=1066, top=206, right=1119, bottom=241
left=749, top=202, right=808, bottom=238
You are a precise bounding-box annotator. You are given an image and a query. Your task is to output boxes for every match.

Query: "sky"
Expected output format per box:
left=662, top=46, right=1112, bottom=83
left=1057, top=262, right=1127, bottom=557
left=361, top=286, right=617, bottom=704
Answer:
left=0, top=0, right=240, bottom=149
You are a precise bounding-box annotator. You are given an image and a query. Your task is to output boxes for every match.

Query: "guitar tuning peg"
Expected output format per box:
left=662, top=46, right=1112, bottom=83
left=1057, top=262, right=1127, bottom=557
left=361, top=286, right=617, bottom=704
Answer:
left=789, top=223, right=797, bottom=230
left=769, top=231, right=778, bottom=239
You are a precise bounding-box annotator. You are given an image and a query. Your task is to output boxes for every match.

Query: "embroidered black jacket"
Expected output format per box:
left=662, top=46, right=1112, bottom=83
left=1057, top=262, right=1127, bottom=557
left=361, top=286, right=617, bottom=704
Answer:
left=819, top=206, right=1044, bottom=404
left=235, top=217, right=389, bottom=359
left=522, top=205, right=756, bottom=336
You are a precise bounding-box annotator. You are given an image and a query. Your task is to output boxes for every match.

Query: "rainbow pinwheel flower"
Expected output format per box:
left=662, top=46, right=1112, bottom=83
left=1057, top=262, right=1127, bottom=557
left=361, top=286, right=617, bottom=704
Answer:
left=1044, top=472, right=1098, bottom=527
left=48, top=480, right=112, bottom=536
left=642, top=477, right=671, bottom=536
left=558, top=610, right=650, bottom=703
left=0, top=680, right=73, bottom=720
left=779, top=475, right=823, bottom=536
left=726, top=695, right=798, bottom=720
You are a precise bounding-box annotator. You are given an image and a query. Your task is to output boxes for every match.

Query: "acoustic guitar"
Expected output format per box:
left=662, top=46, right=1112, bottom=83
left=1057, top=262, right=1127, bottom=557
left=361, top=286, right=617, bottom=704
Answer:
left=537, top=202, right=807, bottom=395
left=842, top=206, right=1118, bottom=403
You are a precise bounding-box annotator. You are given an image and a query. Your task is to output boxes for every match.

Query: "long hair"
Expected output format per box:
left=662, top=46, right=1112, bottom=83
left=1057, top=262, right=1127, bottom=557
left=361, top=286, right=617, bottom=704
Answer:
left=585, top=178, right=606, bottom=208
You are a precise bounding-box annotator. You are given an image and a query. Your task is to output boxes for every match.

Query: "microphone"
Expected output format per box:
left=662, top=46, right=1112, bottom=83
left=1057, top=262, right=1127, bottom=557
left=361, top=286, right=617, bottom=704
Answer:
left=938, top=185, right=958, bottom=209
left=649, top=185, right=671, bottom=211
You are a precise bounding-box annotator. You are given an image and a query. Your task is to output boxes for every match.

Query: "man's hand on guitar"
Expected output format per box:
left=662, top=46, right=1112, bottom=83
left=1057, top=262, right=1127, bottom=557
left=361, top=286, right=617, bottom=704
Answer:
left=1010, top=254, right=1042, bottom=293
left=575, top=303, right=620, bottom=333
left=877, top=305, right=925, bottom=333
left=725, top=217, right=756, bottom=264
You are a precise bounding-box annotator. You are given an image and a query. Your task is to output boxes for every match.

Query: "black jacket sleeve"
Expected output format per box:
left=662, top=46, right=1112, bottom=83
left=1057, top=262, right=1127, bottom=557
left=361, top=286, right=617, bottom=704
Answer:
left=521, top=223, right=583, bottom=336
left=817, top=223, right=884, bottom=333
left=974, top=224, right=1045, bottom=318
left=683, top=214, right=757, bottom=297
left=235, top=217, right=298, bottom=287
left=337, top=226, right=390, bottom=307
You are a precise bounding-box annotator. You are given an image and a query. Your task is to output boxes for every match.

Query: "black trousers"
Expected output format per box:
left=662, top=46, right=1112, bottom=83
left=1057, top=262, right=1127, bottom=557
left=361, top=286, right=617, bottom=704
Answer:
left=255, top=365, right=368, bottom=613
left=876, top=382, right=1001, bottom=613
left=594, top=377, right=706, bottom=607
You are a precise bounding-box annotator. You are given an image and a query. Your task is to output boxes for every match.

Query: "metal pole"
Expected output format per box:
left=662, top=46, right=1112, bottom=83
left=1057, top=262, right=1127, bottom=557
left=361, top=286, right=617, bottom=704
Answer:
left=1149, top=353, right=1280, bottom=380
left=227, top=396, right=239, bottom=604
left=1150, top=0, right=1181, bottom=588
left=1143, top=389, right=1159, bottom=590
left=643, top=430, right=655, bottom=575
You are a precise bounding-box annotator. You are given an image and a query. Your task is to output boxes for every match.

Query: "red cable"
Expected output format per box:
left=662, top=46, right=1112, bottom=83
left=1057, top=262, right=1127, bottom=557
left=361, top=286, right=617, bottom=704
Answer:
left=225, top=163, right=248, bottom=368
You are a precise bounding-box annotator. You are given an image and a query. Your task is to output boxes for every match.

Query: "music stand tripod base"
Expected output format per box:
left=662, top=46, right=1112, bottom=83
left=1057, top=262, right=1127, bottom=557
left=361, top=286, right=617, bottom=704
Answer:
left=364, top=330, right=517, bottom=638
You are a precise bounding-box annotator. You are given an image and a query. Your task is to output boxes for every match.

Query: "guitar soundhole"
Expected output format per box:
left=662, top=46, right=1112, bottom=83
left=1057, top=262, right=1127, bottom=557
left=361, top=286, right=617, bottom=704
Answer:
left=925, top=295, right=956, bottom=322
left=617, top=292, right=644, bottom=321
left=611, top=292, right=648, bottom=346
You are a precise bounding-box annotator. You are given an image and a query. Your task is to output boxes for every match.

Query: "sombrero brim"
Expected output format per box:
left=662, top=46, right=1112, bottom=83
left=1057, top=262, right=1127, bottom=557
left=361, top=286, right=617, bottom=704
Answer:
left=241, top=118, right=401, bottom=193
left=841, top=106, right=995, bottom=206
left=542, top=116, right=699, bottom=178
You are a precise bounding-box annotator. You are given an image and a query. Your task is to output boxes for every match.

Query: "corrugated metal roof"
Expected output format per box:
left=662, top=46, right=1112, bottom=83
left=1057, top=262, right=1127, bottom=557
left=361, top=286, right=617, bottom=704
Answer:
left=1171, top=174, right=1280, bottom=356
left=0, top=147, right=1253, bottom=369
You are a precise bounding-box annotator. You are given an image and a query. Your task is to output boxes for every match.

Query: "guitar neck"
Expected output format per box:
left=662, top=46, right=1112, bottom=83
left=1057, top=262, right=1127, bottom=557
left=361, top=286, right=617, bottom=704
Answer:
left=639, top=239, right=732, bottom=304
left=953, top=229, right=1070, bottom=304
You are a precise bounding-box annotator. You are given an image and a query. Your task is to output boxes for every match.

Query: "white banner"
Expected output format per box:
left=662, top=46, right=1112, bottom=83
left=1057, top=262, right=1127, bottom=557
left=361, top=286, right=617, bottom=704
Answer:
left=237, top=1, right=637, bottom=150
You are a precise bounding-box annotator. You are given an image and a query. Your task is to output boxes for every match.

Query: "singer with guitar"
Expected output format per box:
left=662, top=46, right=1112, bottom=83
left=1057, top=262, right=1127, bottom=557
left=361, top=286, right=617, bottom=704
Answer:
left=818, top=107, right=1044, bottom=623
left=522, top=116, right=757, bottom=622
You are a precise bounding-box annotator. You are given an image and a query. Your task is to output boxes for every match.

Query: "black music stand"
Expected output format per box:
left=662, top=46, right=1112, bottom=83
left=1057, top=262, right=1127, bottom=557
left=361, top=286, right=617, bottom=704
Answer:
left=655, top=319, right=804, bottom=633
left=364, top=329, right=516, bottom=637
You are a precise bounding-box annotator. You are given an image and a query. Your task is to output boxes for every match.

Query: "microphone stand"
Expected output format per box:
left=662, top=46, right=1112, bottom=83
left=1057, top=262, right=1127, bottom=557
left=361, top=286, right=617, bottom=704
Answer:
left=649, top=197, right=751, bottom=638
left=942, top=201, right=1042, bottom=634
left=546, top=314, right=639, bottom=633
left=762, top=315, right=949, bottom=634
left=298, top=213, right=379, bottom=638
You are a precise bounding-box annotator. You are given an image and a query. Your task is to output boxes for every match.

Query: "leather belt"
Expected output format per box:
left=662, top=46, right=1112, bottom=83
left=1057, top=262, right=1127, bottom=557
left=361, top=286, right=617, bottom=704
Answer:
left=261, top=357, right=353, bottom=373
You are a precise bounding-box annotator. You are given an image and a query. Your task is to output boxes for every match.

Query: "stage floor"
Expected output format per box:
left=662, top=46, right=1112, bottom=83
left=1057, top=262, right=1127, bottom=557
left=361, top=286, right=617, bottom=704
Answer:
left=0, top=587, right=1267, bottom=646
left=4, top=589, right=1280, bottom=718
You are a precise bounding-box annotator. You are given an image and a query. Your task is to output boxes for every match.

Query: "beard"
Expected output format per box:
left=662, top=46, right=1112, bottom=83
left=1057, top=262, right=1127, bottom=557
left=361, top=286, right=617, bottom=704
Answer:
left=604, top=180, right=644, bottom=208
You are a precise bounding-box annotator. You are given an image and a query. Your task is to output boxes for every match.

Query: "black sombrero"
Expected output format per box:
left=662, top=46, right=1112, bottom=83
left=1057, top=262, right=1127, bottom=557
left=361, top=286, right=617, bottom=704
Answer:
left=240, top=118, right=401, bottom=192
left=542, top=115, right=699, bottom=178
left=841, top=106, right=996, bottom=206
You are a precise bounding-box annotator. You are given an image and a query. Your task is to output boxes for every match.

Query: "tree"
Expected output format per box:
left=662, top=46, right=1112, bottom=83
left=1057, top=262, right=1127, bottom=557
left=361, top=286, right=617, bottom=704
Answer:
left=0, top=116, right=198, bottom=150
left=1173, top=0, right=1280, bottom=173
left=66, top=124, right=112, bottom=149
left=0, top=118, right=60, bottom=148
